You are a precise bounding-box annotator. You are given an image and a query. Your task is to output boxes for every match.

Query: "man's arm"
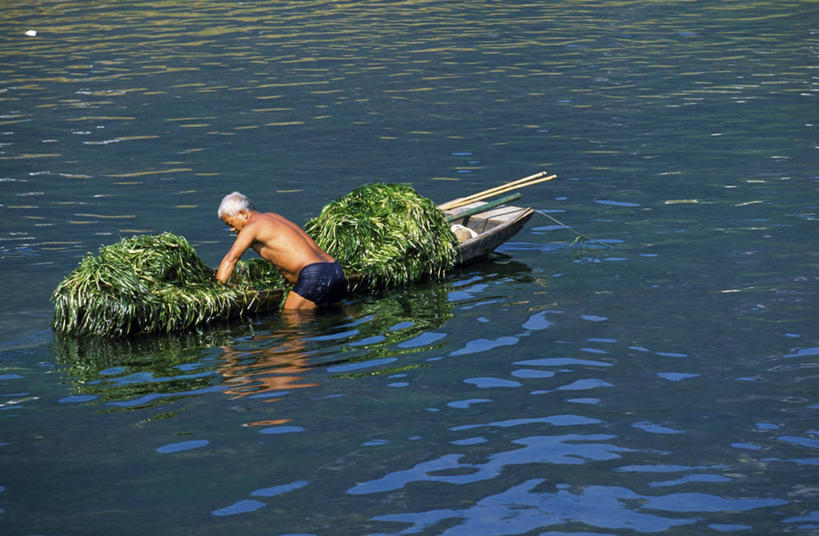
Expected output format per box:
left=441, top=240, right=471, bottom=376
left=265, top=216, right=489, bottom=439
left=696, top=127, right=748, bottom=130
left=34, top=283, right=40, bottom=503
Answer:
left=216, top=227, right=256, bottom=284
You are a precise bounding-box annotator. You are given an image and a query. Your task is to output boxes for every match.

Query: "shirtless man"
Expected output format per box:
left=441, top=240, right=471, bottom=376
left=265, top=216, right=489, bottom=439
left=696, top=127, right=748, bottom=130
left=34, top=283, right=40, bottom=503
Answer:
left=215, top=191, right=347, bottom=310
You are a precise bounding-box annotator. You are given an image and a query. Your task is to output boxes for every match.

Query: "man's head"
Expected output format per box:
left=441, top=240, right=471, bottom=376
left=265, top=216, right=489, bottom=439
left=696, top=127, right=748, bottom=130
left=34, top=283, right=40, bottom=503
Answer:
left=218, top=191, right=256, bottom=233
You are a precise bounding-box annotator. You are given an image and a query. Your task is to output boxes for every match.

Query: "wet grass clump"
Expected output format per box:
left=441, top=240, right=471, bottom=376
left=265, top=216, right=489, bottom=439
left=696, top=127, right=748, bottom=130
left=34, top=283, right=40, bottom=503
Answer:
left=304, top=183, right=458, bottom=290
left=51, top=233, right=284, bottom=338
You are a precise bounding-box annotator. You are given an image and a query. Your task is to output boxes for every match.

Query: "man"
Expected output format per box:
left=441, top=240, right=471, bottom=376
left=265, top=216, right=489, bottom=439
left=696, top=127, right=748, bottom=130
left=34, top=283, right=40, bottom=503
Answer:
left=216, top=191, right=346, bottom=309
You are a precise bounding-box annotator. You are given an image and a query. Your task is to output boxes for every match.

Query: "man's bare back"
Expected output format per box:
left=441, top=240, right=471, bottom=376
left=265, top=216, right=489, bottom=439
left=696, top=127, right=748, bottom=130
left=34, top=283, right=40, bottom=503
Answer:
left=216, top=192, right=345, bottom=309
left=240, top=212, right=333, bottom=282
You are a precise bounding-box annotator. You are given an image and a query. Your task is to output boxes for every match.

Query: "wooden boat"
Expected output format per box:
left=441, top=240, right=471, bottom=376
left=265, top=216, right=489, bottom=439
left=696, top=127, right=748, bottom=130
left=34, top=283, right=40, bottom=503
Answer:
left=443, top=200, right=534, bottom=265
left=242, top=198, right=534, bottom=311
left=52, top=189, right=539, bottom=337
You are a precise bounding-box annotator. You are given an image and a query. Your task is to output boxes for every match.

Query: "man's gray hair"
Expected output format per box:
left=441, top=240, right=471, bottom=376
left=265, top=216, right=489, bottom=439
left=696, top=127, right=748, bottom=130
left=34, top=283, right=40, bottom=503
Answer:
left=218, top=191, right=256, bottom=218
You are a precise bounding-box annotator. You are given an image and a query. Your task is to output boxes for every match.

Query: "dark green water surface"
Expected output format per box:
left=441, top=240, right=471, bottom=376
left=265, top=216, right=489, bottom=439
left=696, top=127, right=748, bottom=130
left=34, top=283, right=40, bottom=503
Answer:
left=1, top=1, right=817, bottom=534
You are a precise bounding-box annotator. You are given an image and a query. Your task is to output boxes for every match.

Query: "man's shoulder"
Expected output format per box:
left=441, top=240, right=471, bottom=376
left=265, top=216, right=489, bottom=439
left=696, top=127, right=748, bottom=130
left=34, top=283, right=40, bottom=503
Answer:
left=262, top=212, right=301, bottom=229
left=249, top=212, right=278, bottom=225
left=258, top=211, right=285, bottom=220
left=249, top=212, right=292, bottom=238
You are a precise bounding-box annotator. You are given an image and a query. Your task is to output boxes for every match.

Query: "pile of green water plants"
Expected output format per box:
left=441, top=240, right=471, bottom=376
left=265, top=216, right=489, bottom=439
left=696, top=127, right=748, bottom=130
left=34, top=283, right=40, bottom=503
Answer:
left=305, top=183, right=458, bottom=290
left=51, top=233, right=285, bottom=338
left=52, top=183, right=457, bottom=338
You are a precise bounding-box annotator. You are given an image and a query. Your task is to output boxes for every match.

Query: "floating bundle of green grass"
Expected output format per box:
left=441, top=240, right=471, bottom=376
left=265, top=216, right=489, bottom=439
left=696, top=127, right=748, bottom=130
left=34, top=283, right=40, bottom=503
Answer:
left=305, top=183, right=458, bottom=290
left=51, top=233, right=285, bottom=338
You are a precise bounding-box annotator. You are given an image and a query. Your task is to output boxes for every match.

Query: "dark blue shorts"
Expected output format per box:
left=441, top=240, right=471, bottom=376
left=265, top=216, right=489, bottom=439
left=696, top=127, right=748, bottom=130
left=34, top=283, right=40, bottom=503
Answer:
left=292, top=261, right=347, bottom=306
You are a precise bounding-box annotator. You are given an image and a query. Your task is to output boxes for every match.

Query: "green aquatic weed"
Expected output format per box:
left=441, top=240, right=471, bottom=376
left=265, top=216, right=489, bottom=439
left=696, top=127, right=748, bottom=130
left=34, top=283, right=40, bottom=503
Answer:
left=305, top=183, right=458, bottom=290
left=50, top=233, right=281, bottom=338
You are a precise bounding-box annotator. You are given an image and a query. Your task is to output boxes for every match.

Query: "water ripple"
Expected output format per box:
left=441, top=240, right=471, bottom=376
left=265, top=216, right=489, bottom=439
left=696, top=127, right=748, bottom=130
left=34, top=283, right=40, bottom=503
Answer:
left=449, top=336, right=519, bottom=356
left=156, top=439, right=209, bottom=454
left=372, top=479, right=695, bottom=534
left=348, top=434, right=631, bottom=496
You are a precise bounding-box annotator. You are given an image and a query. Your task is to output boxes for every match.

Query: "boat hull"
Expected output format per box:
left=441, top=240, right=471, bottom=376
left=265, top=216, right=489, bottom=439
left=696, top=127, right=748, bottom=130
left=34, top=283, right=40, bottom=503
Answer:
left=445, top=204, right=534, bottom=265
left=244, top=202, right=534, bottom=310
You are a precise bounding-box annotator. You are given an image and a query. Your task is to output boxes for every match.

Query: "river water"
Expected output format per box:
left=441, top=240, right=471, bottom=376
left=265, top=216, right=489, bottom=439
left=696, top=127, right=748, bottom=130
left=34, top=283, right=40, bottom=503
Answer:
left=1, top=1, right=817, bottom=534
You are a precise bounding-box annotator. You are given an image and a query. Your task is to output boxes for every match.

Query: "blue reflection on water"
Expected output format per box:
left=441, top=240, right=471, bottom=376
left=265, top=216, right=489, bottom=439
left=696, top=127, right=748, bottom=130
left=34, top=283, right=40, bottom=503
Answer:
left=372, top=479, right=695, bottom=534
left=632, top=422, right=686, bottom=435
left=349, top=434, right=631, bottom=495
left=595, top=199, right=641, bottom=207
left=211, top=499, right=266, bottom=517
left=0, top=374, right=24, bottom=380
left=464, top=377, right=521, bottom=389
left=657, top=372, right=700, bottom=382
left=650, top=474, right=732, bottom=488
left=451, top=416, right=603, bottom=431
left=326, top=357, right=397, bottom=374
left=251, top=480, right=310, bottom=497
left=107, top=385, right=225, bottom=407
left=709, top=524, right=753, bottom=532
left=556, top=379, right=614, bottom=391
left=447, top=398, right=492, bottom=409
left=516, top=358, right=612, bottom=368
left=398, top=331, right=447, bottom=348
left=521, top=311, right=555, bottom=330
left=778, top=435, right=819, bottom=449
left=156, top=439, right=209, bottom=454
left=642, top=493, right=787, bottom=513
left=450, top=337, right=519, bottom=356
left=259, top=426, right=304, bottom=435
left=784, top=346, right=819, bottom=358
left=451, top=437, right=487, bottom=446
left=511, top=368, right=555, bottom=379
left=212, top=481, right=310, bottom=517
left=371, top=481, right=787, bottom=534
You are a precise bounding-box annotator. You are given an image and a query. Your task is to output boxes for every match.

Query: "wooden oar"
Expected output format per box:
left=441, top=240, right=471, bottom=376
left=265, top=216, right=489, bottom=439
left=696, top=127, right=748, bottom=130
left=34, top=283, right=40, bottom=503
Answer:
left=438, top=171, right=556, bottom=210
left=441, top=171, right=556, bottom=209
left=438, top=171, right=551, bottom=209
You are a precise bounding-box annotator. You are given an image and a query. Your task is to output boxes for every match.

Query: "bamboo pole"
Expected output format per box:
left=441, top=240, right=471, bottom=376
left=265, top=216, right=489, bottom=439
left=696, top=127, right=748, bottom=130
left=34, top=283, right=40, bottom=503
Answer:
left=438, top=172, right=556, bottom=210
left=438, top=171, right=547, bottom=210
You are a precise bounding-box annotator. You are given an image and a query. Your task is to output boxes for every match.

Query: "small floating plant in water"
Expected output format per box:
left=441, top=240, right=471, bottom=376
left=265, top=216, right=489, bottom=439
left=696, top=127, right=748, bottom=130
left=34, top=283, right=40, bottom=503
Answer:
left=532, top=208, right=611, bottom=258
